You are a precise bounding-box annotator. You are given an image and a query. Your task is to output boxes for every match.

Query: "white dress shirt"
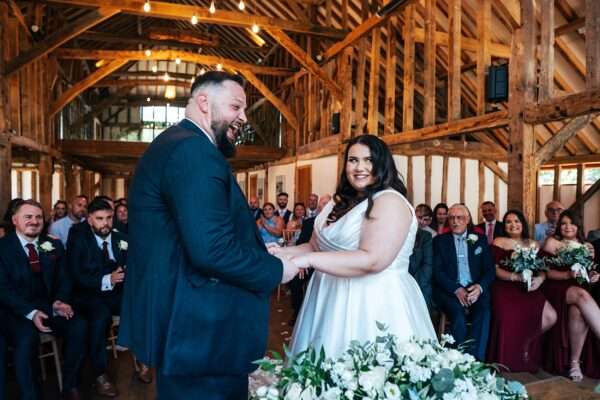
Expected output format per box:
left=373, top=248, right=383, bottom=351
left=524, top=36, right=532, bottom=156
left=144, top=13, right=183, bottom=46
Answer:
left=185, top=117, right=215, bottom=145
left=94, top=233, right=116, bottom=291
left=16, top=233, right=40, bottom=320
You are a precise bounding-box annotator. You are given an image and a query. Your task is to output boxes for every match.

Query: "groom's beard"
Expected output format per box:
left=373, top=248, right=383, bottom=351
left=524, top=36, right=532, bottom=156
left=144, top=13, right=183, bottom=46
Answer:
left=211, top=120, right=236, bottom=158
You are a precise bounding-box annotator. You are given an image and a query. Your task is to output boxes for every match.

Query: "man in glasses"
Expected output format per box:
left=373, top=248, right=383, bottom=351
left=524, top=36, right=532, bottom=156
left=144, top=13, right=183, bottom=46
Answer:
left=534, top=201, right=564, bottom=244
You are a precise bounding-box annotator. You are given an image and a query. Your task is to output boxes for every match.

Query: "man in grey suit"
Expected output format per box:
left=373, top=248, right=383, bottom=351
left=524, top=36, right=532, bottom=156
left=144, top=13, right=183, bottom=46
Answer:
left=119, top=72, right=298, bottom=399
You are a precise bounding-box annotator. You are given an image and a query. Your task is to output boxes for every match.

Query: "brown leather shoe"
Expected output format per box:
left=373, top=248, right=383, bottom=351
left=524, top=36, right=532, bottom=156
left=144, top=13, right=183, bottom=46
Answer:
left=62, top=388, right=82, bottom=400
left=95, top=373, right=119, bottom=397
left=136, top=363, right=153, bottom=384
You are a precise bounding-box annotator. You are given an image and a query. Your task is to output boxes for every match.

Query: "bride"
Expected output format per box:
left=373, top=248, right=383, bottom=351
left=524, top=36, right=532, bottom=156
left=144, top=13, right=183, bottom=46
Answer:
left=271, top=134, right=436, bottom=359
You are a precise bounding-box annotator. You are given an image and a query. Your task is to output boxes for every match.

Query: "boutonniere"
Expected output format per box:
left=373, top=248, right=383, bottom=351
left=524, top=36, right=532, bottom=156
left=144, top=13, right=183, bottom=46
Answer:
left=38, top=241, right=55, bottom=253
left=467, top=234, right=479, bottom=245
left=113, top=228, right=119, bottom=233
left=118, top=240, right=128, bottom=251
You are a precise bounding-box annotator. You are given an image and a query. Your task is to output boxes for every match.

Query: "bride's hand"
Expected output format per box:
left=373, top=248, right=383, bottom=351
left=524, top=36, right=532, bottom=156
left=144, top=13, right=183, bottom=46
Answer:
left=266, top=243, right=281, bottom=255
left=291, top=254, right=312, bottom=270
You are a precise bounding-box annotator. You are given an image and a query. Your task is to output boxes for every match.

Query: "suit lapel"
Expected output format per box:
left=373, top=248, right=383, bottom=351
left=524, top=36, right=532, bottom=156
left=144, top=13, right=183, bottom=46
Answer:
left=111, top=234, right=125, bottom=266
left=447, top=234, right=458, bottom=272
left=10, top=232, right=31, bottom=280
left=37, top=238, right=54, bottom=293
left=467, top=234, right=477, bottom=274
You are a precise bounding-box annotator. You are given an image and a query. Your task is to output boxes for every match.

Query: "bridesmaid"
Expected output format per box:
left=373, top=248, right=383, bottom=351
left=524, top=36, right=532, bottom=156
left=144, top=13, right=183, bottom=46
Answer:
left=487, top=210, right=556, bottom=372
left=542, top=210, right=600, bottom=381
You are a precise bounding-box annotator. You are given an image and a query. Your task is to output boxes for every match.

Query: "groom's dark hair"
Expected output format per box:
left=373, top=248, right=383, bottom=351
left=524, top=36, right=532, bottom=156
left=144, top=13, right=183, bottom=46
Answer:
left=190, top=71, right=245, bottom=95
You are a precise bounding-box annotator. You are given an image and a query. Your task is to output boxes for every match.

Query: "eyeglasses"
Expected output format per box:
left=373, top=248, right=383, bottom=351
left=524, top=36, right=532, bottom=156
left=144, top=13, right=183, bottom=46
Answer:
left=547, top=208, right=564, bottom=213
left=448, top=215, right=467, bottom=221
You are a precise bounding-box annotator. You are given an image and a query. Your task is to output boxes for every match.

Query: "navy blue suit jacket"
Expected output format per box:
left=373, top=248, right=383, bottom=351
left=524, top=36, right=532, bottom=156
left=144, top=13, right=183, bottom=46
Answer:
left=119, top=119, right=283, bottom=376
left=0, top=232, right=70, bottom=317
left=432, top=231, right=495, bottom=297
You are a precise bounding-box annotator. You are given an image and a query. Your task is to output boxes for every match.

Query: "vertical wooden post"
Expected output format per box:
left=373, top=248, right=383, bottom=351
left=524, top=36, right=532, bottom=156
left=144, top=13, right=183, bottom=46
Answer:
left=586, top=0, right=600, bottom=88
left=264, top=165, right=269, bottom=203
left=64, top=161, right=77, bottom=201
left=0, top=137, right=11, bottom=209
left=425, top=155, right=432, bottom=206
left=576, top=164, right=584, bottom=218
left=339, top=47, right=354, bottom=140
left=384, top=18, right=397, bottom=135
left=507, top=0, right=537, bottom=228
left=31, top=170, right=38, bottom=201
left=402, top=4, right=415, bottom=132
left=539, top=0, right=554, bottom=101
left=448, top=0, right=462, bottom=120
left=460, top=157, right=466, bottom=204
left=38, top=155, right=53, bottom=215
left=553, top=165, right=561, bottom=201
left=367, top=27, right=381, bottom=134
left=406, top=155, right=413, bottom=204
left=441, top=156, right=448, bottom=204
left=424, top=0, right=436, bottom=125
left=354, top=0, right=369, bottom=134
left=476, top=0, right=491, bottom=114
left=478, top=161, right=485, bottom=221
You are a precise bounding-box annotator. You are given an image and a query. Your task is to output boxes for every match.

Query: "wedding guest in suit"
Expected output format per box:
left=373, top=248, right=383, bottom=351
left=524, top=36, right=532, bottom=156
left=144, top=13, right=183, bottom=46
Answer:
left=542, top=210, right=600, bottom=381
left=113, top=203, right=128, bottom=234
left=118, top=71, right=296, bottom=399
left=415, top=204, right=437, bottom=237
left=257, top=202, right=284, bottom=244
left=248, top=196, right=262, bottom=220
left=306, top=194, right=319, bottom=218
left=431, top=203, right=449, bottom=235
left=0, top=324, right=5, bottom=399
left=289, top=194, right=332, bottom=324
left=49, top=195, right=88, bottom=247
left=535, top=200, right=564, bottom=244
left=487, top=210, right=556, bottom=372
left=286, top=203, right=306, bottom=231
left=476, top=201, right=504, bottom=245
left=67, top=198, right=150, bottom=396
left=0, top=200, right=87, bottom=400
left=276, top=192, right=292, bottom=224
left=409, top=228, right=434, bottom=311
left=433, top=204, right=495, bottom=360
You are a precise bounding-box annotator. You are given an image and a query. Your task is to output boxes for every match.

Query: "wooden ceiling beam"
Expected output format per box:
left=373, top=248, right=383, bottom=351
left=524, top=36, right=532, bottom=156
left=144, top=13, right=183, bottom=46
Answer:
left=3, top=7, right=119, bottom=77
left=535, top=115, right=594, bottom=165
left=94, top=79, right=191, bottom=88
left=6, top=0, right=33, bottom=40
left=266, top=28, right=342, bottom=99
left=44, top=0, right=346, bottom=39
left=555, top=17, right=584, bottom=37
left=524, top=87, right=600, bottom=123
left=54, top=48, right=294, bottom=76
left=146, top=27, right=219, bottom=47
left=49, top=59, right=129, bottom=117
left=238, top=69, right=299, bottom=133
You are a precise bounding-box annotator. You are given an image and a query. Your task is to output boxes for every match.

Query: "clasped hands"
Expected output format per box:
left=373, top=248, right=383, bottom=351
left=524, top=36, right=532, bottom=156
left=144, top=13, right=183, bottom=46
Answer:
left=266, top=243, right=311, bottom=283
left=455, top=284, right=482, bottom=307
left=32, top=300, right=75, bottom=333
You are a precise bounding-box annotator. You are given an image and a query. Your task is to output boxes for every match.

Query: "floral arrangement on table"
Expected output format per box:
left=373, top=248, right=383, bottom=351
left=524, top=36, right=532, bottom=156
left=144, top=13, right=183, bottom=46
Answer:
left=549, top=241, right=597, bottom=285
left=250, top=324, right=529, bottom=400
left=500, top=243, right=547, bottom=290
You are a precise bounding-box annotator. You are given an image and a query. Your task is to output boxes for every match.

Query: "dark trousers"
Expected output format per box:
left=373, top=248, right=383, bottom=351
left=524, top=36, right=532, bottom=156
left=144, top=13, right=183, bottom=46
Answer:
left=0, top=329, right=6, bottom=400
left=157, top=370, right=248, bottom=400
left=288, top=269, right=313, bottom=320
left=435, top=290, right=491, bottom=361
left=5, top=312, right=87, bottom=399
left=74, top=292, right=122, bottom=377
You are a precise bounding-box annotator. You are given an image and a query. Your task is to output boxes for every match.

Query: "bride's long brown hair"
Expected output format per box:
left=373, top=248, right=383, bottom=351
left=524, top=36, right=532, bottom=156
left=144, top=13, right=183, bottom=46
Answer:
left=327, top=135, right=407, bottom=224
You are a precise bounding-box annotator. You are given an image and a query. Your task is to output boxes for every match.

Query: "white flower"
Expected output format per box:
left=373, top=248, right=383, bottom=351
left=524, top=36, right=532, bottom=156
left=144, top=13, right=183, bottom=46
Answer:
left=441, top=334, right=455, bottom=345
left=256, top=386, right=268, bottom=397
left=285, top=383, right=302, bottom=400
left=39, top=241, right=55, bottom=252
left=383, top=382, right=401, bottom=400
left=300, top=387, right=315, bottom=400
left=267, top=387, right=279, bottom=400
left=344, top=390, right=354, bottom=400
left=467, top=234, right=479, bottom=244
left=118, top=240, right=128, bottom=251
left=358, top=366, right=386, bottom=393
left=320, top=387, right=342, bottom=400
left=567, top=241, right=583, bottom=249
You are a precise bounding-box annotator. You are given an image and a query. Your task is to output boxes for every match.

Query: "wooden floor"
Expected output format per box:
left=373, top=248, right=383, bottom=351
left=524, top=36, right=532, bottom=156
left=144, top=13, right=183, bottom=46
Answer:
left=6, top=289, right=600, bottom=399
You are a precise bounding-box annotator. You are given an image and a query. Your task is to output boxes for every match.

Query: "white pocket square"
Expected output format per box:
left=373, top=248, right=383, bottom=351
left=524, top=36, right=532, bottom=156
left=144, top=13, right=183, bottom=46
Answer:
left=474, top=246, right=482, bottom=255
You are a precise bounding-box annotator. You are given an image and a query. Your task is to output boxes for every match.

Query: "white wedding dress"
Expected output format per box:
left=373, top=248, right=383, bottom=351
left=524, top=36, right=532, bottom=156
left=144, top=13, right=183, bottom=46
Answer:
left=290, top=189, right=437, bottom=359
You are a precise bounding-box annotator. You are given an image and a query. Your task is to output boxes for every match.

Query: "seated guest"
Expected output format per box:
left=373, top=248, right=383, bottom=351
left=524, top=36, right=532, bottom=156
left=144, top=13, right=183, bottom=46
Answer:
left=535, top=200, right=564, bottom=243
left=0, top=200, right=87, bottom=400
left=51, top=200, right=68, bottom=222
left=257, top=202, right=284, bottom=244
left=275, top=192, right=292, bottom=224
left=542, top=210, right=600, bottom=381
left=306, top=194, right=319, bottom=218
left=415, top=204, right=437, bottom=237
left=286, top=203, right=306, bottom=231
left=588, top=229, right=600, bottom=243
left=289, top=194, right=331, bottom=324
left=67, top=198, right=151, bottom=396
left=114, top=198, right=127, bottom=207
left=433, top=204, right=495, bottom=360
left=476, top=201, right=504, bottom=245
left=50, top=195, right=88, bottom=247
left=487, top=210, right=556, bottom=372
left=113, top=204, right=128, bottom=234
left=431, top=203, right=449, bottom=235
left=409, top=228, right=434, bottom=311
left=248, top=196, right=262, bottom=220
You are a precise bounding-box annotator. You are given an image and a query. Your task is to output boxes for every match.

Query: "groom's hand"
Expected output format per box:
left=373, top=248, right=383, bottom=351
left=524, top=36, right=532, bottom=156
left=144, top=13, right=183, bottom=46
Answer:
left=279, top=255, right=299, bottom=284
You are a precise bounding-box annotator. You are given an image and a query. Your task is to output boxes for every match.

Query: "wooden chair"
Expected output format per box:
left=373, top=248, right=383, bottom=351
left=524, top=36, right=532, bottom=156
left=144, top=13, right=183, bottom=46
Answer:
left=282, top=229, right=300, bottom=246
left=39, top=333, right=62, bottom=392
left=107, top=315, right=120, bottom=359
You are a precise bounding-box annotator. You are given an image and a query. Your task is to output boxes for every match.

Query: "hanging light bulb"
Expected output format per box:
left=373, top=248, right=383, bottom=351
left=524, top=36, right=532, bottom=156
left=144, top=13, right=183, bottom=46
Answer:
left=199, top=68, right=206, bottom=75
left=175, top=57, right=181, bottom=65
left=144, top=49, right=152, bottom=57
left=151, top=65, right=158, bottom=73
left=209, top=0, right=216, bottom=14
left=146, top=97, right=151, bottom=102
left=143, top=0, right=151, bottom=12
left=238, top=0, right=245, bottom=10
left=216, top=63, right=222, bottom=71
left=251, top=23, right=260, bottom=33
left=190, top=77, right=195, bottom=84
left=163, top=72, right=170, bottom=82
left=191, top=14, right=198, bottom=25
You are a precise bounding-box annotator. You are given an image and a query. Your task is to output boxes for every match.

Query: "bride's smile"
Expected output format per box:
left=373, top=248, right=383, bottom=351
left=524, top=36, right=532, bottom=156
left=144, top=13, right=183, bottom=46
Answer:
left=346, top=143, right=376, bottom=191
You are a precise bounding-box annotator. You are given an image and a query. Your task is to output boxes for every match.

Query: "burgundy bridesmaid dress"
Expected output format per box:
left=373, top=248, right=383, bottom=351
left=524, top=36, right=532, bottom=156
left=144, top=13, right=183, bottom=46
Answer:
left=486, top=245, right=546, bottom=372
left=541, top=250, right=600, bottom=378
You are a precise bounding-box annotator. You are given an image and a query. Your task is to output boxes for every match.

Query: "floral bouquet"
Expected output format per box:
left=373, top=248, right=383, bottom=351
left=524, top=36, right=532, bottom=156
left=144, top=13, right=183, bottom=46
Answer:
left=549, top=241, right=597, bottom=285
left=250, top=324, right=529, bottom=400
left=500, top=244, right=547, bottom=291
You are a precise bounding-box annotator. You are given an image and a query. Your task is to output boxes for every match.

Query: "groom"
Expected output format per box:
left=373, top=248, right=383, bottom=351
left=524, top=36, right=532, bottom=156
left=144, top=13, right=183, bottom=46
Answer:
left=119, top=71, right=298, bottom=399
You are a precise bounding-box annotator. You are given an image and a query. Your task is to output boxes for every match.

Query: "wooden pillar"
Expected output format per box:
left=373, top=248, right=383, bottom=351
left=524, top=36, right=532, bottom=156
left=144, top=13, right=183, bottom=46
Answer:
left=0, top=137, right=11, bottom=209
left=553, top=165, right=561, bottom=201
left=81, top=170, right=92, bottom=199
left=402, top=4, right=415, bottom=131
left=64, top=161, right=77, bottom=200
left=476, top=0, right=491, bottom=114
left=448, top=0, right=462, bottom=120
left=384, top=18, right=397, bottom=135
left=424, top=0, right=436, bottom=125
left=425, top=155, right=432, bottom=206
left=31, top=170, right=38, bottom=201
left=123, top=176, right=130, bottom=198
left=367, top=27, right=381, bottom=134
left=441, top=156, right=448, bottom=204
left=339, top=47, right=353, bottom=141
left=576, top=164, right=584, bottom=218
left=38, top=155, right=52, bottom=215
left=101, top=175, right=112, bottom=197
left=539, top=0, right=554, bottom=101
left=507, top=0, right=537, bottom=228
left=406, top=155, right=413, bottom=204
left=586, top=0, right=600, bottom=89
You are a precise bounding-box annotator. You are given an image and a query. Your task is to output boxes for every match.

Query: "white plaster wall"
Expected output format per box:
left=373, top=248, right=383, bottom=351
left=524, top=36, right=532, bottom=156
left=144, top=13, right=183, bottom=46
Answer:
left=411, top=156, right=426, bottom=205
left=464, top=159, right=480, bottom=221
left=430, top=156, right=443, bottom=207
left=52, top=171, right=61, bottom=204
left=297, top=155, right=338, bottom=199
left=268, top=163, right=296, bottom=206
left=446, top=158, right=461, bottom=206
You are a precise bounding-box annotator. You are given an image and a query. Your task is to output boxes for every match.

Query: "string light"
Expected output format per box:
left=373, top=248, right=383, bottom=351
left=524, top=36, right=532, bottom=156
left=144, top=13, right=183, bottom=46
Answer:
left=238, top=0, right=245, bottom=10
left=209, top=0, right=216, bottom=14
left=191, top=14, right=198, bottom=25
left=151, top=65, right=158, bottom=73
left=216, top=63, right=222, bottom=71
left=144, top=49, right=152, bottom=57
left=163, top=72, right=170, bottom=82
left=143, top=0, right=151, bottom=12
left=251, top=23, right=260, bottom=33
left=199, top=68, right=206, bottom=75
left=146, top=97, right=151, bottom=102
left=175, top=57, right=181, bottom=65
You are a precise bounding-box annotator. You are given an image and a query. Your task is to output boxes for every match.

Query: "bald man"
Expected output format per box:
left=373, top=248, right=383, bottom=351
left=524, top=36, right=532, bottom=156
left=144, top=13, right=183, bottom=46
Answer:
left=534, top=201, right=565, bottom=244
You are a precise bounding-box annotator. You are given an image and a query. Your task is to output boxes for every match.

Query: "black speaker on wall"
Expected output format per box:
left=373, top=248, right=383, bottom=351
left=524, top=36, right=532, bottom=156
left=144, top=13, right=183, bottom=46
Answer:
left=486, top=63, right=509, bottom=103
left=331, top=112, right=341, bottom=134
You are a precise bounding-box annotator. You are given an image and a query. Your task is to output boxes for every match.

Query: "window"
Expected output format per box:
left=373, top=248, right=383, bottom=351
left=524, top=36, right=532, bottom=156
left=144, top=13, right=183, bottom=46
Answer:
left=560, top=168, right=577, bottom=185
left=584, top=167, right=600, bottom=185
left=538, top=169, right=554, bottom=186
left=139, top=105, right=185, bottom=141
